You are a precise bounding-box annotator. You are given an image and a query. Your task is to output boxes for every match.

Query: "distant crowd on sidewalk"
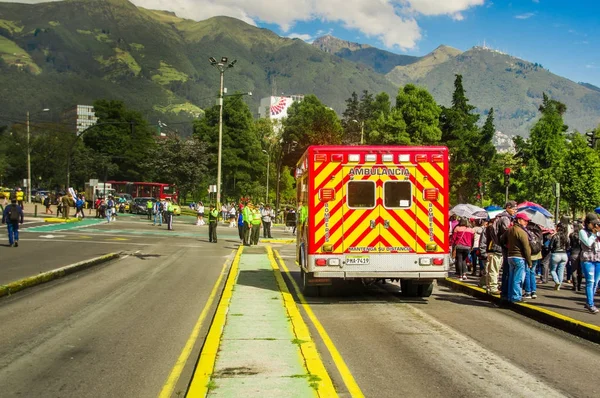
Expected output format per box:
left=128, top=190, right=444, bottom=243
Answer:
left=450, top=201, right=600, bottom=314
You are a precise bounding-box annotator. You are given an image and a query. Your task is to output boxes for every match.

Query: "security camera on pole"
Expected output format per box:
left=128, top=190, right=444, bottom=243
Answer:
left=208, top=56, right=237, bottom=208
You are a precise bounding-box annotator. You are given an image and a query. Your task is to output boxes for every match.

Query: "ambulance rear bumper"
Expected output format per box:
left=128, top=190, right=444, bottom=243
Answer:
left=312, top=271, right=448, bottom=279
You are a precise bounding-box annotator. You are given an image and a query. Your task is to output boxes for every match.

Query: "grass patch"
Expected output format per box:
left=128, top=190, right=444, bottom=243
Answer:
left=48, top=21, right=60, bottom=27
left=271, top=296, right=279, bottom=300
left=95, top=33, right=113, bottom=43
left=291, top=338, right=307, bottom=346
left=130, top=43, right=145, bottom=51
left=153, top=102, right=203, bottom=117
left=308, top=374, right=322, bottom=390
left=151, top=60, right=189, bottom=85
left=76, top=29, right=93, bottom=35
left=0, top=36, right=41, bottom=75
left=288, top=374, right=309, bottom=379
left=0, top=19, right=24, bottom=34
left=206, top=379, right=218, bottom=392
left=95, top=48, right=141, bottom=78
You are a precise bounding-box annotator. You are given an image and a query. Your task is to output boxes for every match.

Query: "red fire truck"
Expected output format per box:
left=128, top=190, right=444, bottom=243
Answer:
left=296, top=145, right=450, bottom=297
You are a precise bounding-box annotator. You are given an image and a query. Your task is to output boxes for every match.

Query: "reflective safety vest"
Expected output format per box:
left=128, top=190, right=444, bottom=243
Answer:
left=147, top=200, right=153, bottom=209
left=251, top=209, right=262, bottom=225
left=209, top=208, right=218, bottom=222
left=15, top=191, right=24, bottom=201
left=167, top=203, right=174, bottom=212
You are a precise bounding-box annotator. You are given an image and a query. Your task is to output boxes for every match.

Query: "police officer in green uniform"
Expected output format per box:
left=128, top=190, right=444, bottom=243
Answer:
left=242, top=202, right=253, bottom=246
left=146, top=199, right=153, bottom=220
left=250, top=204, right=262, bottom=245
left=208, top=204, right=219, bottom=243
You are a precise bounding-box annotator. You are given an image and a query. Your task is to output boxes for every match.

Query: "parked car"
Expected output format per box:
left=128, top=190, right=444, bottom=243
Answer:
left=34, top=190, right=50, bottom=203
left=131, top=197, right=156, bottom=214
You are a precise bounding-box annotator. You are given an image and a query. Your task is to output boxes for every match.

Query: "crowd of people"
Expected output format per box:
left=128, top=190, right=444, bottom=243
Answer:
left=450, top=200, right=600, bottom=314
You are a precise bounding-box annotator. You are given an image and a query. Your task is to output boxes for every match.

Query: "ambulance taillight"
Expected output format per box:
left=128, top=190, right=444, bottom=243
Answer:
left=423, top=188, right=439, bottom=201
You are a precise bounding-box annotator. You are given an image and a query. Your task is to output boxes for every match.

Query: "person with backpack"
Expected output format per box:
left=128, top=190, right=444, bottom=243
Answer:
left=484, top=215, right=503, bottom=295
left=579, top=213, right=600, bottom=314
left=550, top=223, right=570, bottom=290
left=524, top=221, right=543, bottom=299
left=569, top=222, right=583, bottom=291
left=2, top=199, right=24, bottom=247
left=505, top=212, right=533, bottom=303
left=497, top=200, right=518, bottom=300
left=450, top=218, right=475, bottom=280
left=43, top=195, right=53, bottom=215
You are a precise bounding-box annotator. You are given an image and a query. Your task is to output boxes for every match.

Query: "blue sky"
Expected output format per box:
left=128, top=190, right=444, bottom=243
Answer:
left=7, top=0, right=600, bottom=86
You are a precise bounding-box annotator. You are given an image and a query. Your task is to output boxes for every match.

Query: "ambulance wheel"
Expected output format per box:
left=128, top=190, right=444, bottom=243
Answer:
left=401, top=280, right=419, bottom=297
left=301, top=268, right=319, bottom=297
left=417, top=282, right=434, bottom=297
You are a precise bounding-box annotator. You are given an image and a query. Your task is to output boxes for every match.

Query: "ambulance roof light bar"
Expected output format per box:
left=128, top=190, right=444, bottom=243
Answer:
left=348, top=154, right=360, bottom=162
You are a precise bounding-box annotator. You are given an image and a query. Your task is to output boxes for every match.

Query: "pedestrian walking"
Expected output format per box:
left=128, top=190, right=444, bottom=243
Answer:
left=15, top=187, right=24, bottom=209
left=523, top=222, right=543, bottom=299
left=2, top=199, right=24, bottom=247
left=153, top=199, right=163, bottom=226
left=505, top=212, right=532, bottom=303
left=550, top=223, right=570, bottom=290
left=75, top=194, right=85, bottom=218
left=497, top=200, right=518, bottom=301
left=237, top=204, right=245, bottom=243
left=250, top=204, right=262, bottom=245
left=62, top=193, right=72, bottom=220
left=166, top=198, right=174, bottom=230
left=229, top=204, right=237, bottom=228
left=106, top=196, right=115, bottom=223
left=484, top=215, right=503, bottom=295
left=261, top=204, right=274, bottom=238
left=146, top=199, right=153, bottom=220
left=43, top=195, right=53, bottom=214
left=569, top=223, right=583, bottom=291
left=579, top=213, right=600, bottom=314
left=471, top=219, right=485, bottom=276
left=450, top=218, right=475, bottom=280
left=208, top=204, right=218, bottom=243
left=242, top=201, right=253, bottom=246
left=196, top=201, right=205, bottom=226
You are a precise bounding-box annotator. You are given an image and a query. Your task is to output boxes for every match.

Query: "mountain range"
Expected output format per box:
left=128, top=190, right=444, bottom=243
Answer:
left=0, top=0, right=599, bottom=136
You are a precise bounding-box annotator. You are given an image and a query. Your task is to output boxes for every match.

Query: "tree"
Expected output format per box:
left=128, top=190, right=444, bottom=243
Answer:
left=561, top=133, right=600, bottom=215
left=439, top=74, right=481, bottom=203
left=395, top=84, right=442, bottom=144
left=194, top=95, right=264, bottom=202
left=82, top=99, right=156, bottom=181
left=367, top=108, right=409, bottom=144
left=143, top=134, right=208, bottom=203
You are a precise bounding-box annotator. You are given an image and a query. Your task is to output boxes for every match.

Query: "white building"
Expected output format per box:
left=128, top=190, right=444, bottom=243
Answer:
left=258, top=95, right=304, bottom=120
left=62, top=105, right=98, bottom=134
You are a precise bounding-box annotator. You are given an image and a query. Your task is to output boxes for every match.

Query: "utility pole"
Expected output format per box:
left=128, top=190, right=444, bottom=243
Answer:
left=263, top=149, right=270, bottom=204
left=26, top=111, right=31, bottom=203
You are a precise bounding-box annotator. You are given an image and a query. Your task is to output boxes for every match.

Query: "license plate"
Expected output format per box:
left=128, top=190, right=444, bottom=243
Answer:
left=346, top=255, right=370, bottom=265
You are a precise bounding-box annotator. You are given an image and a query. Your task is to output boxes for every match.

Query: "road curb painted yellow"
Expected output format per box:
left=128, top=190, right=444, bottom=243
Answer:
left=274, top=249, right=365, bottom=398
left=265, top=238, right=296, bottom=244
left=187, top=246, right=243, bottom=397
left=44, top=217, right=83, bottom=223
left=439, top=277, right=600, bottom=344
left=266, top=245, right=337, bottom=398
left=159, top=252, right=234, bottom=398
left=0, top=253, right=120, bottom=298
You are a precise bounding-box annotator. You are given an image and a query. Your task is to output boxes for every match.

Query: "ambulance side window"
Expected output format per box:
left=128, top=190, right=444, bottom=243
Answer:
left=384, top=181, right=412, bottom=208
left=347, top=181, right=375, bottom=208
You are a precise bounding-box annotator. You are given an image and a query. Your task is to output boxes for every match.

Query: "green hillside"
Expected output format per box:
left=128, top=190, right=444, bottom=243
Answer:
left=0, top=0, right=395, bottom=129
left=387, top=47, right=600, bottom=135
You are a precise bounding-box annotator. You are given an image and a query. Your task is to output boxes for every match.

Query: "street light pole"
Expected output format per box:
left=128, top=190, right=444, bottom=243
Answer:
left=209, top=56, right=236, bottom=207
left=262, top=149, right=269, bottom=204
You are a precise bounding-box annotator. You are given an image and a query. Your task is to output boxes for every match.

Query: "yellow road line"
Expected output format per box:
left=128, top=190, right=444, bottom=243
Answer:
left=158, top=249, right=238, bottom=398
left=186, top=246, right=243, bottom=397
left=274, top=250, right=365, bottom=398
left=266, top=246, right=336, bottom=398
left=267, top=239, right=296, bottom=244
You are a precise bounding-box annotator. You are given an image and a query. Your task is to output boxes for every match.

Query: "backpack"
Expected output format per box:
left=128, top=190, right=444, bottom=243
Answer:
left=158, top=202, right=164, bottom=212
left=527, top=229, right=542, bottom=256
left=8, top=205, right=20, bottom=222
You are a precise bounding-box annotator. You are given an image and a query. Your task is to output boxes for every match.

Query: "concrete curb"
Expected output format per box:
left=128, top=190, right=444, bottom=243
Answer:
left=438, top=278, right=600, bottom=344
left=0, top=253, right=120, bottom=298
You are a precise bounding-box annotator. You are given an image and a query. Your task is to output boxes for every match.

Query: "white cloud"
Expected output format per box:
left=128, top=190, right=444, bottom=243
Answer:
left=0, top=0, right=487, bottom=50
left=586, top=64, right=597, bottom=69
left=515, top=12, right=535, bottom=19
left=287, top=33, right=313, bottom=42
left=532, top=0, right=539, bottom=3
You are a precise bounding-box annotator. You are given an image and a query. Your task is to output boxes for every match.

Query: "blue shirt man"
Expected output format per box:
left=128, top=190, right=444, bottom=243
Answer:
left=2, top=199, right=24, bottom=247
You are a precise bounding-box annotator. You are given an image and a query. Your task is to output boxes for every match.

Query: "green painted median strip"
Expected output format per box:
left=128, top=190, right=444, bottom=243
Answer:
left=24, top=218, right=107, bottom=232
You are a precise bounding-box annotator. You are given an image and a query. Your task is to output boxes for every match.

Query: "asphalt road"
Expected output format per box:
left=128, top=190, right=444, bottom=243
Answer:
left=276, top=244, right=600, bottom=398
left=0, top=239, right=235, bottom=396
